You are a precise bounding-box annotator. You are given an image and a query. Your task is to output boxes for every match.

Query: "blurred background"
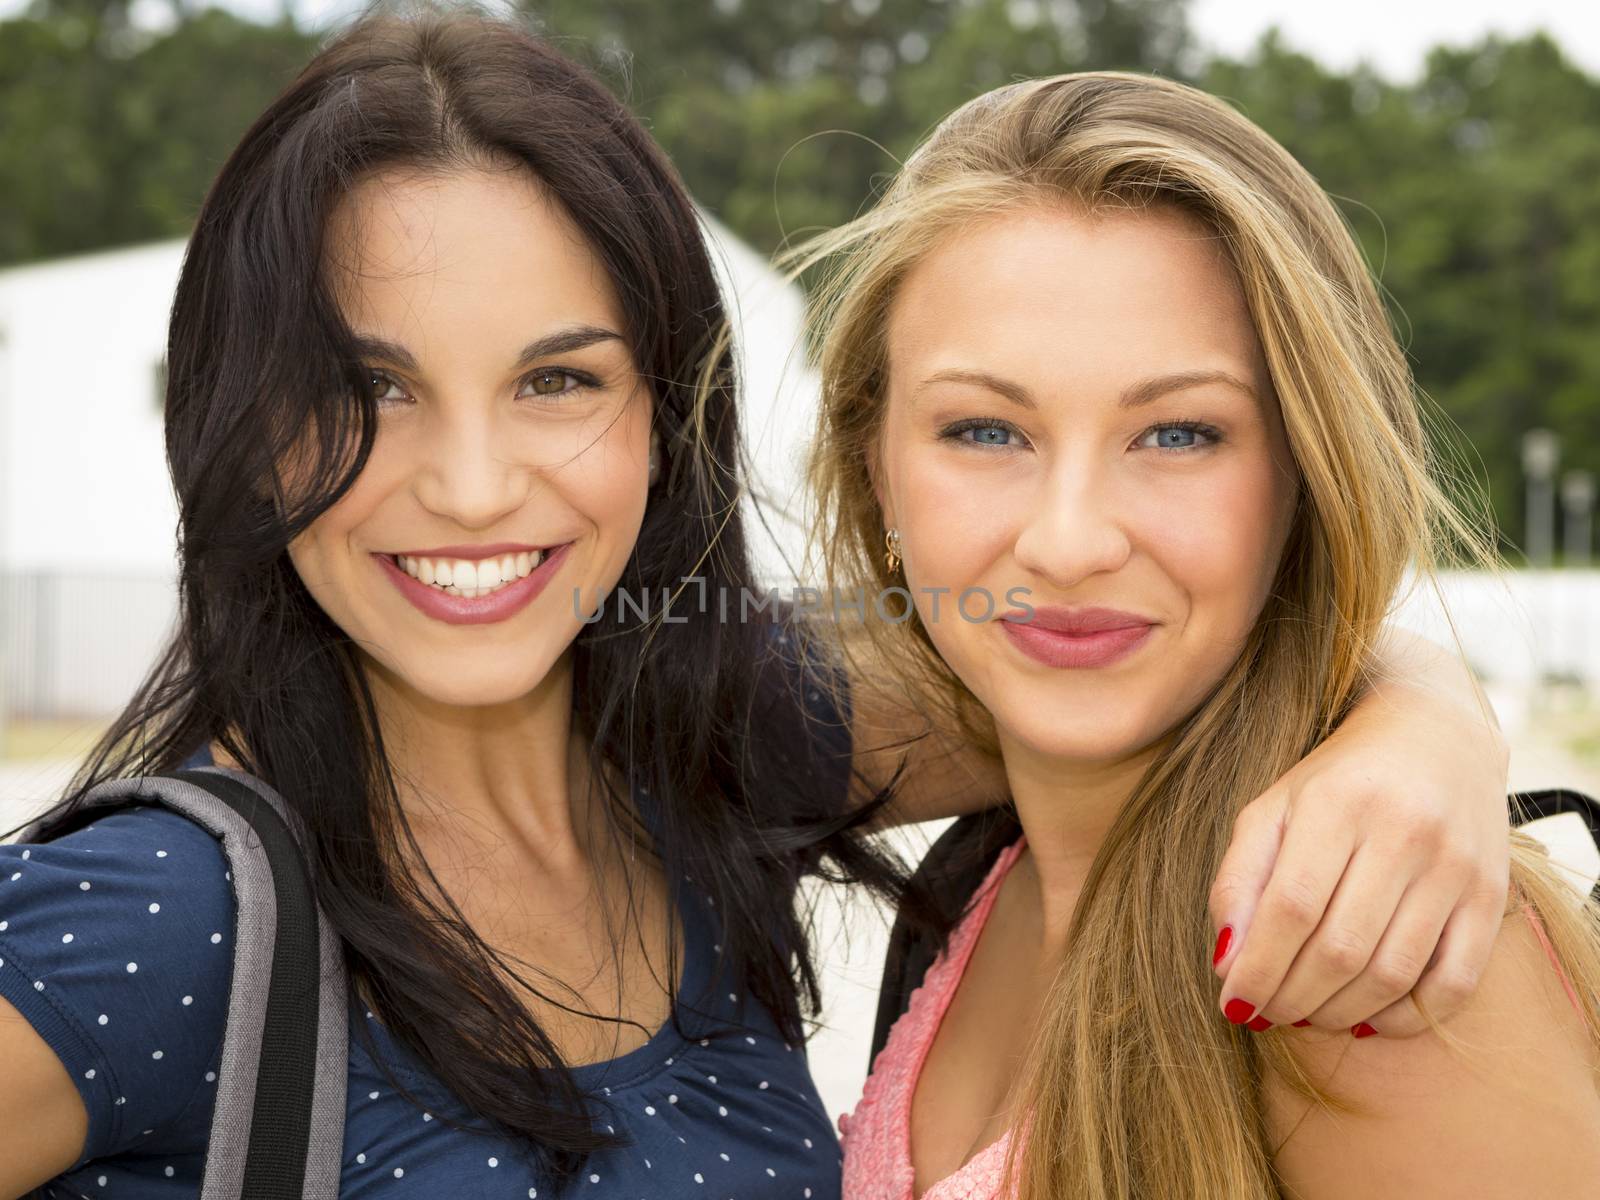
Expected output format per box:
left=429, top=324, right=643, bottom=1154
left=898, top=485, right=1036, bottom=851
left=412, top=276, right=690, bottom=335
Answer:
left=1, top=0, right=1598, bottom=1117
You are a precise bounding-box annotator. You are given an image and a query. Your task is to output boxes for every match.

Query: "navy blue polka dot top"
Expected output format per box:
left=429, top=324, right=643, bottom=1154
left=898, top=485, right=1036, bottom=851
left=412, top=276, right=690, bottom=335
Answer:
left=0, top=635, right=852, bottom=1198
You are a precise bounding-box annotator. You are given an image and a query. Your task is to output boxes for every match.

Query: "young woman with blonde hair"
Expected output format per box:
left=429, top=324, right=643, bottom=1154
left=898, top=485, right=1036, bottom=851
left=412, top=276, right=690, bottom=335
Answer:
left=795, top=73, right=1600, bottom=1198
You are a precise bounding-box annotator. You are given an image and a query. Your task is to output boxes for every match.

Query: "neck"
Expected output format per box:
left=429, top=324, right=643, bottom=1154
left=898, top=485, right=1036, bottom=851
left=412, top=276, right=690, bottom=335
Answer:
left=363, top=649, right=608, bottom=873
left=998, top=730, right=1161, bottom=948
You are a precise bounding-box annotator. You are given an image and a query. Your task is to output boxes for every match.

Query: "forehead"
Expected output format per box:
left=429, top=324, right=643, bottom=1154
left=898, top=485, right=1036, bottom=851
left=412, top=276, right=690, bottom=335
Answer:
left=323, top=166, right=624, bottom=337
left=886, top=202, right=1263, bottom=394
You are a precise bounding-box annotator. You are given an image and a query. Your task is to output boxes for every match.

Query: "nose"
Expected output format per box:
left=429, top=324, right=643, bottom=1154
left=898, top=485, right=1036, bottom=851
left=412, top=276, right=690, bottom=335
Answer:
left=1012, top=452, right=1133, bottom=590
left=411, top=401, right=534, bottom=530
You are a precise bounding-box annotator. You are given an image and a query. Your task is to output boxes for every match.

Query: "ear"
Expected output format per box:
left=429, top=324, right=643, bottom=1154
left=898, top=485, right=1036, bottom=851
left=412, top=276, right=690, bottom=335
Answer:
left=865, top=430, right=894, bottom=531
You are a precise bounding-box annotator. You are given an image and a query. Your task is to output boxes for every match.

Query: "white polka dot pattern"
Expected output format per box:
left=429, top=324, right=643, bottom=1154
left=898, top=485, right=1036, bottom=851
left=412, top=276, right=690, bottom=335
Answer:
left=1, top=776, right=847, bottom=1198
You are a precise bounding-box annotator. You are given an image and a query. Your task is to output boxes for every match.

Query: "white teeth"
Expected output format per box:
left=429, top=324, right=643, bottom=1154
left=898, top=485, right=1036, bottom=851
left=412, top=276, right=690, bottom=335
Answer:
left=396, top=547, right=557, bottom=599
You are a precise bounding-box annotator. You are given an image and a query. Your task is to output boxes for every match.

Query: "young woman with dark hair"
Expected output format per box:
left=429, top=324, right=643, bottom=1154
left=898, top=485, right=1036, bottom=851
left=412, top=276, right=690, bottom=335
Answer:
left=0, top=10, right=1518, bottom=1198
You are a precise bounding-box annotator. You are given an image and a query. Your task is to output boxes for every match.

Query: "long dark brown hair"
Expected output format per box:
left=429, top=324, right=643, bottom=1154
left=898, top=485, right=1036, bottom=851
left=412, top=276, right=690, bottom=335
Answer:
left=15, top=4, right=912, bottom=1182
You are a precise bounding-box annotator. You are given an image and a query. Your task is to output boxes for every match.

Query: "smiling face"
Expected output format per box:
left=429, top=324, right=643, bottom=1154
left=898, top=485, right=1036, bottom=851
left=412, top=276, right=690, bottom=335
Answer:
left=875, top=202, right=1300, bottom=766
left=288, top=166, right=652, bottom=710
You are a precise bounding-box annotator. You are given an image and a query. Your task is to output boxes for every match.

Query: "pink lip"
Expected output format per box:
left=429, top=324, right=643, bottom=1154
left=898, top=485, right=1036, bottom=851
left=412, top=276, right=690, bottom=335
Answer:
left=1005, top=605, right=1155, bottom=634
left=376, top=543, right=571, bottom=626
left=999, top=605, right=1156, bottom=669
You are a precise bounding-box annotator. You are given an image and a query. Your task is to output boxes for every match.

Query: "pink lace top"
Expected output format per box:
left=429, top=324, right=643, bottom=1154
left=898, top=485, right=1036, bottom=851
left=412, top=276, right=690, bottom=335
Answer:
left=839, top=834, right=1589, bottom=1200
left=840, top=836, right=1030, bottom=1200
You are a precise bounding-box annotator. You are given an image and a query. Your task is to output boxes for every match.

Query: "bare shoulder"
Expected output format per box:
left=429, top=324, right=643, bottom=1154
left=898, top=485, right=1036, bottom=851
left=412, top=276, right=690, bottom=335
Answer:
left=1266, top=903, right=1600, bottom=1199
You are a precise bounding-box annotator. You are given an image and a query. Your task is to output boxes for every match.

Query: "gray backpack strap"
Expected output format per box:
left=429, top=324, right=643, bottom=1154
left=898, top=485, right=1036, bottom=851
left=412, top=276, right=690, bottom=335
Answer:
left=27, top=768, right=347, bottom=1199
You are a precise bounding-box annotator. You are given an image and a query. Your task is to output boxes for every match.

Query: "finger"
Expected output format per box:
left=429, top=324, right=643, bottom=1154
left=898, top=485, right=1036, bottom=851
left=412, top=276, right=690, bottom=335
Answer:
left=1217, top=799, right=1357, bottom=1027
left=1256, top=844, right=1415, bottom=1025
left=1354, top=875, right=1509, bottom=1038
left=1207, top=791, right=1288, bottom=980
left=1289, top=868, right=1457, bottom=1031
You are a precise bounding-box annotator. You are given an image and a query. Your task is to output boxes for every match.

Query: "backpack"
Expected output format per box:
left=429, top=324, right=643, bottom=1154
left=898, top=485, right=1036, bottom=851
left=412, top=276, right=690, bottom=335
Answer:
left=867, top=787, right=1600, bottom=1068
left=18, top=767, right=346, bottom=1200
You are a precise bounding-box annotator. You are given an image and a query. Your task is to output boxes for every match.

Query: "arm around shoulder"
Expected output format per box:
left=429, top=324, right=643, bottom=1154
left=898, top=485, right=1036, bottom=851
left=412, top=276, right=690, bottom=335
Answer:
left=836, top=629, right=1009, bottom=826
left=1265, top=902, right=1600, bottom=1198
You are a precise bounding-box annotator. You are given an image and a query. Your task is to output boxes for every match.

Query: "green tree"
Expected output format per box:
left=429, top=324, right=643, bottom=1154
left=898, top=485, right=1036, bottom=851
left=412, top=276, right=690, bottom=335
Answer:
left=524, top=0, right=1192, bottom=251
left=1, top=2, right=1595, bottom=556
left=0, top=3, right=316, bottom=263
left=1202, top=31, right=1600, bottom=557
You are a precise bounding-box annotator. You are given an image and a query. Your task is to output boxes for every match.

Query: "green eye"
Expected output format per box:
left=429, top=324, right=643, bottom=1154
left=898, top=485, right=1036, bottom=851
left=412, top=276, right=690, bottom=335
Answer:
left=527, top=370, right=578, bottom=396
left=363, top=370, right=406, bottom=405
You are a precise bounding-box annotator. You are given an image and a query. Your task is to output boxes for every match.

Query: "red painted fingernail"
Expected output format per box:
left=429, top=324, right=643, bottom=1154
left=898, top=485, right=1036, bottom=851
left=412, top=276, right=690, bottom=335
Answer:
left=1291, top=1019, right=1312, bottom=1028
left=1246, top=1016, right=1273, bottom=1032
left=1351, top=1022, right=1379, bottom=1039
left=1223, top=998, right=1256, bottom=1024
left=1212, top=925, right=1233, bottom=966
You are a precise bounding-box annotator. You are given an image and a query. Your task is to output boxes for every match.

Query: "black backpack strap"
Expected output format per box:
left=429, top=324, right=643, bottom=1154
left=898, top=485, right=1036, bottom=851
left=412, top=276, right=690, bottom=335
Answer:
left=1511, top=787, right=1600, bottom=904
left=25, top=768, right=346, bottom=1199
left=869, top=810, right=1022, bottom=1069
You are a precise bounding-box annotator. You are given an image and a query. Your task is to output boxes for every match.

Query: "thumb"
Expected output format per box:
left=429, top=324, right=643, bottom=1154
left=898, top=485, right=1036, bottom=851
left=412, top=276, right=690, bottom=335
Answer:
left=1207, top=790, right=1289, bottom=977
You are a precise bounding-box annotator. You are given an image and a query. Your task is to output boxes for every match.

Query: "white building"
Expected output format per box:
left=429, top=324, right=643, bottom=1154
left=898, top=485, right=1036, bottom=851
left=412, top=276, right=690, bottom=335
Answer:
left=0, top=214, right=818, bottom=719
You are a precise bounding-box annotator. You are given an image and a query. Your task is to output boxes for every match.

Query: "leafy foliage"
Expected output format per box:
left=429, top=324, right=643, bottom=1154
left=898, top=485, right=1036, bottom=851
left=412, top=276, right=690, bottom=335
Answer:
left=1, top=0, right=1595, bottom=550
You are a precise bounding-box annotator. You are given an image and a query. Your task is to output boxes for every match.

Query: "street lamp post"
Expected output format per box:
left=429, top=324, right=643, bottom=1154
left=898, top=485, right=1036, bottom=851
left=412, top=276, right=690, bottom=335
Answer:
left=1522, top=429, right=1560, bottom=568
left=1562, top=470, right=1595, bottom=568
left=1561, top=470, right=1596, bottom=693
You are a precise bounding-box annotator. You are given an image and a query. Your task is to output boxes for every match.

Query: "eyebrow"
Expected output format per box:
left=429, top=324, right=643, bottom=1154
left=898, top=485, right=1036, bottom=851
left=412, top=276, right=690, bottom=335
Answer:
left=915, top=367, right=1260, bottom=410
left=347, top=324, right=625, bottom=373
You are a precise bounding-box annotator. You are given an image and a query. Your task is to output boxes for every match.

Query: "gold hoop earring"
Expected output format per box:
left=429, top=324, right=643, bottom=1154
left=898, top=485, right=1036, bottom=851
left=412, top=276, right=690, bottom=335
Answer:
left=884, top=528, right=902, bottom=573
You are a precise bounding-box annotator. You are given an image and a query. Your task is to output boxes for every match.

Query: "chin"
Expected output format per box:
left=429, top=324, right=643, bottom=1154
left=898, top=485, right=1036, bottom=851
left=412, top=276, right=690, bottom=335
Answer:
left=992, top=699, right=1165, bottom=765
left=372, top=651, right=566, bottom=710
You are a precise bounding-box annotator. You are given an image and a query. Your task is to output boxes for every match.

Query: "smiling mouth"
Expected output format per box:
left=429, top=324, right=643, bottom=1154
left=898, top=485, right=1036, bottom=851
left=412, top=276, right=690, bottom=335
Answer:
left=388, top=549, right=554, bottom=600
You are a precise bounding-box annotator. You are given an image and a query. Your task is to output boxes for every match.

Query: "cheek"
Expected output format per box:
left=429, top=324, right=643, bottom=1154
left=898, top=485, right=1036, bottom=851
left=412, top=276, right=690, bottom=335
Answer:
left=893, top=445, right=1024, bottom=596
left=285, top=448, right=407, bottom=600
left=1140, top=454, right=1292, bottom=637
left=571, top=405, right=651, bottom=498
left=564, top=394, right=652, bottom=544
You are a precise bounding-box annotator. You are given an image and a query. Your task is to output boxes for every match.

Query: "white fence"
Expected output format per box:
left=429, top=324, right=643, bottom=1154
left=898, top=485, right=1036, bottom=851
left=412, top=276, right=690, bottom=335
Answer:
left=0, top=570, right=176, bottom=720
left=1390, top=569, right=1600, bottom=689
left=0, top=566, right=1596, bottom=726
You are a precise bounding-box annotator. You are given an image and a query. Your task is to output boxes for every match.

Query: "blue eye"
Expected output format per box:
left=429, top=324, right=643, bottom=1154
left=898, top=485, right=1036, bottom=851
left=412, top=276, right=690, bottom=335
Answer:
left=1139, top=421, right=1220, bottom=451
left=966, top=425, right=1013, bottom=446
left=939, top=418, right=1025, bottom=448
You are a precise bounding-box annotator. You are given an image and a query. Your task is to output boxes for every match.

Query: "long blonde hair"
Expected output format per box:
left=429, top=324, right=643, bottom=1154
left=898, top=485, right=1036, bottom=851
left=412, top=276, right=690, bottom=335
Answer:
left=789, top=72, right=1600, bottom=1198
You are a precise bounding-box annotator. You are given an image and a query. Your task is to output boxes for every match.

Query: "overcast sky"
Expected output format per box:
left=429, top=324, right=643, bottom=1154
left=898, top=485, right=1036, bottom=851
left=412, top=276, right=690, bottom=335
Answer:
left=1187, top=0, right=1600, bottom=78
left=5, top=0, right=1598, bottom=80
